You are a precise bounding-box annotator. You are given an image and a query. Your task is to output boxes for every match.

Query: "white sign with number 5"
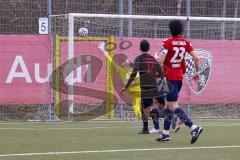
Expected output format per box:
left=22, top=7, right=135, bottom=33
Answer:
left=39, top=18, right=48, bottom=34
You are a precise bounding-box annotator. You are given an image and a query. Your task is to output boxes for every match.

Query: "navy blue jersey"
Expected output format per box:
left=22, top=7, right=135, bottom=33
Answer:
left=125, top=53, right=163, bottom=98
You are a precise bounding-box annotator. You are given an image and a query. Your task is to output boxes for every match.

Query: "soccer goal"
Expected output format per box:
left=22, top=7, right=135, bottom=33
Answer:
left=50, top=13, right=240, bottom=121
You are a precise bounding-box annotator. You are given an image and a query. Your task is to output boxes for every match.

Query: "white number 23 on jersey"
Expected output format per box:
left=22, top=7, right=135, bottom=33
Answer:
left=170, top=47, right=186, bottom=63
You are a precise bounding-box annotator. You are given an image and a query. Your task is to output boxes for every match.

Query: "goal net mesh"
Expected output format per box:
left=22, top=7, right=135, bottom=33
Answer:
left=51, top=14, right=240, bottom=121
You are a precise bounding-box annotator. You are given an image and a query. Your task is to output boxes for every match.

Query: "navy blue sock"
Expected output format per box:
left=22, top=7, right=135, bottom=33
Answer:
left=171, top=114, right=178, bottom=129
left=163, top=108, right=173, bottom=131
left=174, top=107, right=193, bottom=128
left=151, top=109, right=160, bottom=130
left=142, top=115, right=148, bottom=131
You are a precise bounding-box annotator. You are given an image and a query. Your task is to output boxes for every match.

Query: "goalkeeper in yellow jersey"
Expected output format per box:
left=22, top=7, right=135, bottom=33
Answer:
left=98, top=42, right=163, bottom=134
left=98, top=42, right=141, bottom=118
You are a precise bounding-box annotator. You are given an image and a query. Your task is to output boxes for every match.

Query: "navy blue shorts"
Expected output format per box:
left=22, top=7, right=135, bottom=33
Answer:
left=141, top=86, right=157, bottom=109
left=156, top=96, right=165, bottom=105
left=141, top=96, right=165, bottom=109
left=166, top=80, right=182, bottom=102
left=141, top=98, right=153, bottom=109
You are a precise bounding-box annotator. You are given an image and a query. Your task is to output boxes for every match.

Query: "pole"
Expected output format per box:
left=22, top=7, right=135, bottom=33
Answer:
left=68, top=13, right=74, bottom=122
left=186, top=0, right=190, bottom=39
left=47, top=0, right=52, bottom=34
left=154, top=22, right=157, bottom=38
left=186, top=0, right=191, bottom=117
left=128, top=0, right=133, bottom=37
left=47, top=0, right=53, bottom=120
left=221, top=0, right=226, bottom=40
left=177, top=0, right=182, bottom=16
left=232, top=1, right=238, bottom=40
left=119, top=0, right=124, bottom=36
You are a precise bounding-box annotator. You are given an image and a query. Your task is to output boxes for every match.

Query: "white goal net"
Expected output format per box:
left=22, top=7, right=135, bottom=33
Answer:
left=50, top=13, right=240, bottom=121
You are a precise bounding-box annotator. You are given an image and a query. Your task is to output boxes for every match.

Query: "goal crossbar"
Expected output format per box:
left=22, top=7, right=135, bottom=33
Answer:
left=50, top=13, right=240, bottom=22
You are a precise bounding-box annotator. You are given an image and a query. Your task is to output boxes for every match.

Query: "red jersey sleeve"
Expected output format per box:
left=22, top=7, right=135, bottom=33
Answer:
left=186, top=41, right=194, bottom=53
left=161, top=39, right=170, bottom=55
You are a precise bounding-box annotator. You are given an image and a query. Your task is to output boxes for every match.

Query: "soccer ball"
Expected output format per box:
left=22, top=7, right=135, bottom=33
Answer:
left=78, top=27, right=88, bottom=37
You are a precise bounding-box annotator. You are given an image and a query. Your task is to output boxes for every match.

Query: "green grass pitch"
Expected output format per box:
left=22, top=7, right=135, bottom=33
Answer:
left=0, top=119, right=239, bottom=160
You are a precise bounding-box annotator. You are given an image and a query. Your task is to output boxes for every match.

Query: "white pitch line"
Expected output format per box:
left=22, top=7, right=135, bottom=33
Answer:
left=0, top=126, right=140, bottom=131
left=0, top=121, right=139, bottom=125
left=201, top=124, right=240, bottom=127
left=0, top=122, right=65, bottom=125
left=0, top=127, right=109, bottom=131
left=0, top=123, right=240, bottom=131
left=0, top=119, right=239, bottom=125
left=0, top=145, right=240, bottom=157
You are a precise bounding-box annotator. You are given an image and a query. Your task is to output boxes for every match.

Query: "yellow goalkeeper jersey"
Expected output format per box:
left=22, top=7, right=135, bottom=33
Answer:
left=106, top=54, right=141, bottom=118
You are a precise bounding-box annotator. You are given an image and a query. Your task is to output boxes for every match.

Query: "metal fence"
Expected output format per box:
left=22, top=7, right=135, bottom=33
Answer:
left=1, top=0, right=240, bottom=39
left=0, top=0, right=240, bottom=121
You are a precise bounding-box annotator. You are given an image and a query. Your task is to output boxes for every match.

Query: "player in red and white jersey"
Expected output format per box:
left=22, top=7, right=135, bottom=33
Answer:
left=162, top=37, right=190, bottom=80
left=155, top=20, right=203, bottom=144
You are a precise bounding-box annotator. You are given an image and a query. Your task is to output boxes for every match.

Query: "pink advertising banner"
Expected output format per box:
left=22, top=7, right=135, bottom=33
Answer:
left=114, top=37, right=240, bottom=104
left=0, top=35, right=239, bottom=105
left=0, top=35, right=52, bottom=104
